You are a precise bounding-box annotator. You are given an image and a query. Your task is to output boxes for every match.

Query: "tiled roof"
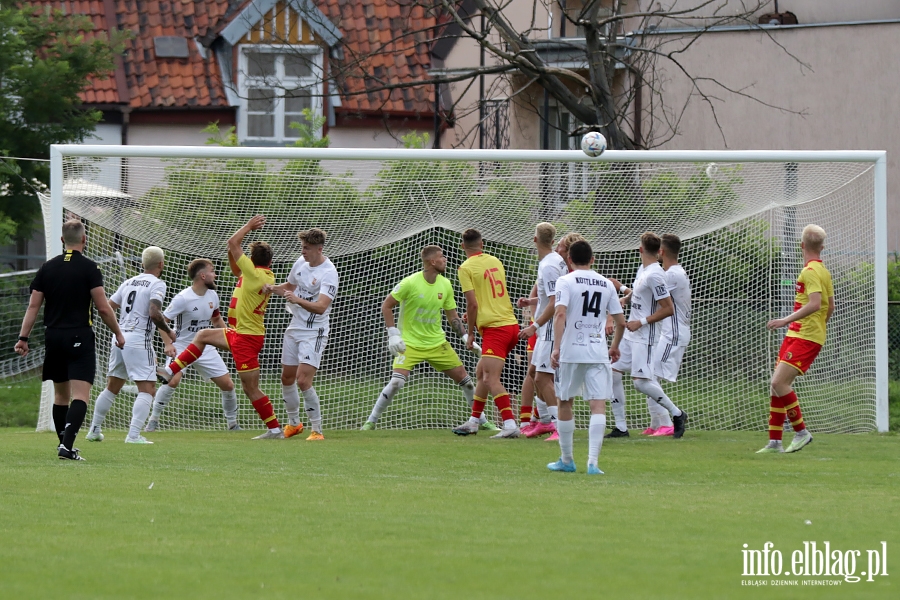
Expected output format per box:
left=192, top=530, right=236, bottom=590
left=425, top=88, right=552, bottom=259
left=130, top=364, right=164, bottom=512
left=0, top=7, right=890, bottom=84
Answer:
left=34, top=0, right=435, bottom=116
left=37, top=1, right=122, bottom=104
left=318, top=0, right=436, bottom=116
left=116, top=0, right=236, bottom=109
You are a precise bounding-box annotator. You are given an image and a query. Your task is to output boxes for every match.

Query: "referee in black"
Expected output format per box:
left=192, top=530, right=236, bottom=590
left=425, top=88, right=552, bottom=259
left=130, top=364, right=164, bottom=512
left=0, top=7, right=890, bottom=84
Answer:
left=15, top=219, right=124, bottom=461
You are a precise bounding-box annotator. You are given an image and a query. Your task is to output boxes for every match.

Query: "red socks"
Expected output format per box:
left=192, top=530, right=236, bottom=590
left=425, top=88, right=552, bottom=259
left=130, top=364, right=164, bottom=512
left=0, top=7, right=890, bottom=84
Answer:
left=782, top=391, right=805, bottom=432
left=768, top=395, right=786, bottom=441
left=769, top=391, right=805, bottom=440
left=252, top=396, right=280, bottom=429
left=520, top=406, right=532, bottom=425
left=170, top=343, right=202, bottom=375
left=471, top=396, right=486, bottom=419
left=494, top=393, right=514, bottom=422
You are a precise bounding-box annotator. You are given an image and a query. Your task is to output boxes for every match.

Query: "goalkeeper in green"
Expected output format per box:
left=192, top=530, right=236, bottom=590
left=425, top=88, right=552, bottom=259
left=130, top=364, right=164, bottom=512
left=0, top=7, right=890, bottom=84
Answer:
left=361, top=245, right=490, bottom=430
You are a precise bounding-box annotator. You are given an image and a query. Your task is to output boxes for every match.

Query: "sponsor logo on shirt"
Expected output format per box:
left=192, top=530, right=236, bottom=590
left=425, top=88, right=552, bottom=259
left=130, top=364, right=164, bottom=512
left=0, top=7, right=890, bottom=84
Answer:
left=438, top=293, right=443, bottom=299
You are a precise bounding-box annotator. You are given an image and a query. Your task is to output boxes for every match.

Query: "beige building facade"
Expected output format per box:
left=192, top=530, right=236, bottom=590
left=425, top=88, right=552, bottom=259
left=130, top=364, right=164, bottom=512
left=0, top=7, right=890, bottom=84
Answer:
left=435, top=1, right=900, bottom=246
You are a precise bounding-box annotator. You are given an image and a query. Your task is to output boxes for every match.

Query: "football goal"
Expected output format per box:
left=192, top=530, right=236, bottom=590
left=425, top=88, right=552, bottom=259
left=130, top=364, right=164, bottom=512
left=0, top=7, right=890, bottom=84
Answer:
left=36, top=145, right=888, bottom=433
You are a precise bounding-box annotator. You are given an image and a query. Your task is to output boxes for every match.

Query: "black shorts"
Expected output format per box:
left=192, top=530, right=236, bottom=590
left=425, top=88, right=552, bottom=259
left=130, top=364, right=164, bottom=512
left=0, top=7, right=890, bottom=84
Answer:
left=42, top=327, right=96, bottom=384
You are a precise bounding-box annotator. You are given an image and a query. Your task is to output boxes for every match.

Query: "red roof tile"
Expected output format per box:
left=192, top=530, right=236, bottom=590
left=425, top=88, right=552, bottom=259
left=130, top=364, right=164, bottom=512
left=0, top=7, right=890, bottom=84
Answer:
left=33, top=0, right=436, bottom=117
left=319, top=0, right=435, bottom=117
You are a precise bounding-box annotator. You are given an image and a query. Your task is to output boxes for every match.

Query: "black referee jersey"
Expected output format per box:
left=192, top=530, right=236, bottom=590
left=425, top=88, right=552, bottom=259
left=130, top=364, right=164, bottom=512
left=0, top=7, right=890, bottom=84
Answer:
left=31, top=249, right=104, bottom=383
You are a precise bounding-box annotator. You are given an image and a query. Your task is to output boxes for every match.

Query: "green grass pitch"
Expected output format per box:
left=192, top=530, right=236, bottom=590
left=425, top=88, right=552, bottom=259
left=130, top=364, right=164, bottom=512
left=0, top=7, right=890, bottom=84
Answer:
left=0, top=428, right=896, bottom=599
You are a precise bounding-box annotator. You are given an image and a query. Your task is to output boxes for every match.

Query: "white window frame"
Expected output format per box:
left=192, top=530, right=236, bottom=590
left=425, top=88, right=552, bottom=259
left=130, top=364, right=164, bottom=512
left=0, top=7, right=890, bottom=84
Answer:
left=238, top=44, right=323, bottom=144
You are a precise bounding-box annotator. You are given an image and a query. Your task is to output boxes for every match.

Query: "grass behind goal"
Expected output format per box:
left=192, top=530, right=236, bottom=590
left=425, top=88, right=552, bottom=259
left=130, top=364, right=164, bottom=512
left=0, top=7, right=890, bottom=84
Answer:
left=1, top=429, right=895, bottom=599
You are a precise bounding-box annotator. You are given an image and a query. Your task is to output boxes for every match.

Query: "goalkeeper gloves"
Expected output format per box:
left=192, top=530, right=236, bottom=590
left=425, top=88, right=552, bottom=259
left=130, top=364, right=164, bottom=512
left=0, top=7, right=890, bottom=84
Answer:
left=387, top=327, right=406, bottom=356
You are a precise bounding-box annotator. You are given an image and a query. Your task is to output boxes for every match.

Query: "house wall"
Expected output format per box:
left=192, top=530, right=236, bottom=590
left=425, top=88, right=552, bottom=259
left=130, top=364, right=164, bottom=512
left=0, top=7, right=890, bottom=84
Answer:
left=649, top=22, right=900, bottom=248
left=128, top=124, right=213, bottom=146
left=437, top=2, right=552, bottom=149
left=328, top=126, right=430, bottom=149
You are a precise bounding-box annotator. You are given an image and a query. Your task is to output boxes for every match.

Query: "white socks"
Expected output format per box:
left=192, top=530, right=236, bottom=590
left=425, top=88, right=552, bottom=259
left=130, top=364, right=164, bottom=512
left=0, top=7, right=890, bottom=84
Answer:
left=221, top=389, right=238, bottom=424
left=458, top=376, right=475, bottom=404
left=588, top=414, right=606, bottom=466
left=151, top=385, right=176, bottom=419
left=535, top=397, right=549, bottom=423
left=282, top=383, right=302, bottom=426
left=647, top=397, right=669, bottom=428
left=547, top=404, right=559, bottom=422
left=302, top=387, right=322, bottom=432
left=90, top=388, right=117, bottom=431
left=611, top=371, right=627, bottom=431
left=369, top=373, right=407, bottom=423
left=128, top=392, right=153, bottom=439
left=633, top=378, right=682, bottom=419
left=557, top=419, right=575, bottom=462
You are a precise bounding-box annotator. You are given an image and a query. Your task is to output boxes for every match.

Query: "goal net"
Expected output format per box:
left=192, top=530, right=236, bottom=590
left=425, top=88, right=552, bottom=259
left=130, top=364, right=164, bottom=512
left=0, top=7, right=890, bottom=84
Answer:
left=37, top=147, right=887, bottom=433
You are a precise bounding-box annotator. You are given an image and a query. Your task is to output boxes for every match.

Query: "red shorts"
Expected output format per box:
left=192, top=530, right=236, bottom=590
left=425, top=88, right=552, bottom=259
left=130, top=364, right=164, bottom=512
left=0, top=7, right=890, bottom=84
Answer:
left=480, top=324, right=521, bottom=361
left=778, top=336, right=822, bottom=374
left=224, top=328, right=265, bottom=372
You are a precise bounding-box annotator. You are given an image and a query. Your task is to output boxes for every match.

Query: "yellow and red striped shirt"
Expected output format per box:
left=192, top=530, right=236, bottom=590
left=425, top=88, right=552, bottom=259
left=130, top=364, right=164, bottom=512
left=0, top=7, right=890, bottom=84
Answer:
left=227, top=254, right=274, bottom=336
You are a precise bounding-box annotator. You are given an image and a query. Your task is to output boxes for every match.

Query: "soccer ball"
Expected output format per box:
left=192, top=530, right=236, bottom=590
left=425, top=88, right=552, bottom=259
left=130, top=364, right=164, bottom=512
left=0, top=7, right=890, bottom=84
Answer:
left=581, top=132, right=607, bottom=157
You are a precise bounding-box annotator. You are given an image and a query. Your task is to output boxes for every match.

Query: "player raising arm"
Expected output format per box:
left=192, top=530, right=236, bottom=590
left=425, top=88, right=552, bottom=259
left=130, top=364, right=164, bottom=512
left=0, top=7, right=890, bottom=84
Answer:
left=158, top=216, right=282, bottom=439
left=266, top=228, right=338, bottom=441
left=452, top=229, right=521, bottom=438
left=144, top=259, right=239, bottom=432
left=86, top=246, right=175, bottom=444
left=362, top=245, right=482, bottom=429
left=548, top=241, right=625, bottom=474
left=757, top=225, right=834, bottom=454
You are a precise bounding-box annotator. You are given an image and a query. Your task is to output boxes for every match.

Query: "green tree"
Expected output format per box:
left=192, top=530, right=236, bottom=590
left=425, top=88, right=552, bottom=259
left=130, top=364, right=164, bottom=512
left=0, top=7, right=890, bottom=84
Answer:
left=0, top=5, right=122, bottom=245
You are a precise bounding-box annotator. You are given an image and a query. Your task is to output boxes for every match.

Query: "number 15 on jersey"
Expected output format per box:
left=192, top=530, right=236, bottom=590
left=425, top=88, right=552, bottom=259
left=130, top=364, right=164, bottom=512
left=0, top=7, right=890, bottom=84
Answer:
left=483, top=268, right=506, bottom=298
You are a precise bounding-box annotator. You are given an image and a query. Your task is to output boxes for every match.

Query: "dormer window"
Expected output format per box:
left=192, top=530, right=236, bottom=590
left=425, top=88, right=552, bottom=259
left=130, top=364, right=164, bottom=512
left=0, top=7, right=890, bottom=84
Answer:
left=238, top=46, right=322, bottom=143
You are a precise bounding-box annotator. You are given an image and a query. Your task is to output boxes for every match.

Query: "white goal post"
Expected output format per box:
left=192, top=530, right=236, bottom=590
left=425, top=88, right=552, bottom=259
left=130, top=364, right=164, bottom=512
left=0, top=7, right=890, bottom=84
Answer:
left=38, top=145, right=888, bottom=433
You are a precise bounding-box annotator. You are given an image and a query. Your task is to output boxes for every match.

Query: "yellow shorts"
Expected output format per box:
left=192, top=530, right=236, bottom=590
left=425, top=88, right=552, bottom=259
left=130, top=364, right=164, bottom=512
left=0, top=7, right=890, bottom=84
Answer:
left=393, top=342, right=463, bottom=372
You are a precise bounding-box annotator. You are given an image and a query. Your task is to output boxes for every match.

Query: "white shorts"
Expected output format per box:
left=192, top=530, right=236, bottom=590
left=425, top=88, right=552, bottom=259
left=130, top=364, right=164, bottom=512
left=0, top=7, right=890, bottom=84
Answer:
left=166, top=342, right=229, bottom=380
left=557, top=362, right=613, bottom=401
left=108, top=344, right=156, bottom=382
left=611, top=339, right=654, bottom=379
left=652, top=341, right=686, bottom=382
left=282, top=327, right=328, bottom=368
left=531, top=339, right=555, bottom=374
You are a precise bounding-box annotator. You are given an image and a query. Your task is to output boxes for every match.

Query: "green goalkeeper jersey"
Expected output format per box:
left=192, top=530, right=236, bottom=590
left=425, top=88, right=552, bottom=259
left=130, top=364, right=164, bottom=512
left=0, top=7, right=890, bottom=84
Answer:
left=391, top=272, right=457, bottom=349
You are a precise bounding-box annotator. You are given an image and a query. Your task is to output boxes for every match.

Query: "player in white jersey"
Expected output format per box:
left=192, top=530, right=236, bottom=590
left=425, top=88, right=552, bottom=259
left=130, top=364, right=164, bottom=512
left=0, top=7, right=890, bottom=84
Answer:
left=518, top=223, right=568, bottom=439
left=86, top=246, right=175, bottom=443
left=143, top=259, right=239, bottom=432
left=649, top=234, right=691, bottom=438
left=548, top=240, right=625, bottom=474
left=267, top=228, right=338, bottom=441
left=608, top=232, right=686, bottom=439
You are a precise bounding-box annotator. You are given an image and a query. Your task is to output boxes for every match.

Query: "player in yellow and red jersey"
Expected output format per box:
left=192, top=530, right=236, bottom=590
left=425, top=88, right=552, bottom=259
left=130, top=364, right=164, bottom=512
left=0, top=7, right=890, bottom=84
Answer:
left=159, top=216, right=283, bottom=438
left=452, top=228, right=522, bottom=438
left=758, top=224, right=834, bottom=454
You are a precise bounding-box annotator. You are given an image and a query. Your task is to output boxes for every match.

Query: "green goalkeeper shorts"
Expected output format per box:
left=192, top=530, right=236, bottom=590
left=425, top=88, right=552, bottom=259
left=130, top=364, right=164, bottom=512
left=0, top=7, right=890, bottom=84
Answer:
left=393, top=341, right=463, bottom=373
